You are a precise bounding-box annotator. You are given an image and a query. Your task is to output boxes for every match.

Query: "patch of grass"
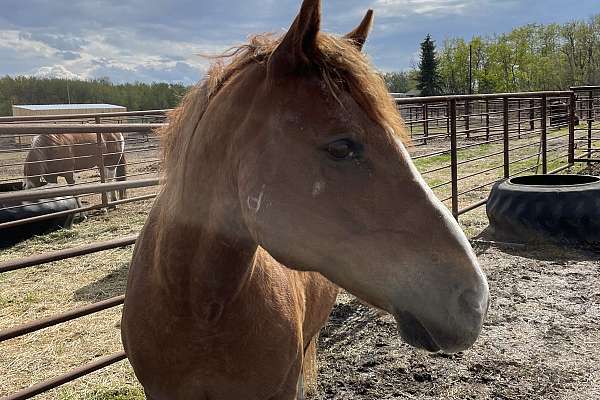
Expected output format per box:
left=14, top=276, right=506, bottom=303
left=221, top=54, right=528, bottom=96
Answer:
left=459, top=143, right=493, bottom=158
left=59, top=386, right=145, bottom=400
left=422, top=177, right=449, bottom=188
left=32, top=228, right=80, bottom=245
left=414, top=143, right=495, bottom=172
left=0, top=293, right=11, bottom=307
left=23, top=291, right=40, bottom=304
left=413, top=153, right=451, bottom=171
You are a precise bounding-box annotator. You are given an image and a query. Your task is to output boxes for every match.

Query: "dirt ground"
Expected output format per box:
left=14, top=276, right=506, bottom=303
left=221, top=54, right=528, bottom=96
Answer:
left=312, top=242, right=600, bottom=400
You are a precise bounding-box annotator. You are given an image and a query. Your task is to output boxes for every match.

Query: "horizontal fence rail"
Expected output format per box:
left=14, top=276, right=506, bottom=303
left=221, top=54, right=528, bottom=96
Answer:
left=0, top=123, right=165, bottom=135
left=0, top=178, right=159, bottom=203
left=1, top=89, right=599, bottom=399
left=0, top=233, right=138, bottom=399
left=0, top=295, right=126, bottom=342
left=0, top=234, right=138, bottom=273
left=395, top=90, right=573, bottom=103
left=0, top=109, right=169, bottom=123
left=0, top=193, right=156, bottom=231
left=2, top=352, right=128, bottom=400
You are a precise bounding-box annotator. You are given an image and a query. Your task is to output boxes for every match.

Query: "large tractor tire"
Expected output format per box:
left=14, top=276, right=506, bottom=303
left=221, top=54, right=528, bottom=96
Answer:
left=486, top=175, right=600, bottom=245
left=0, top=182, right=80, bottom=248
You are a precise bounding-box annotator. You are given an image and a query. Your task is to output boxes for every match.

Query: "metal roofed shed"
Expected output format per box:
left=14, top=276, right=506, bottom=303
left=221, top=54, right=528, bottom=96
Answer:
left=12, top=103, right=126, bottom=116
left=8, top=104, right=127, bottom=147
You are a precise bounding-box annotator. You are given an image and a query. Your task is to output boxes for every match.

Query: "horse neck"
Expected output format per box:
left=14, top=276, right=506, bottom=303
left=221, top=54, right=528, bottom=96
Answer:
left=155, top=170, right=258, bottom=321
left=153, top=204, right=258, bottom=321
left=153, top=70, right=263, bottom=317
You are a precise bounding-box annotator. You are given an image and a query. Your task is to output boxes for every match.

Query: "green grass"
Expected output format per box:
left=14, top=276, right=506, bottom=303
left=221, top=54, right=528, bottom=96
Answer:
left=413, top=153, right=451, bottom=171
left=413, top=143, right=494, bottom=172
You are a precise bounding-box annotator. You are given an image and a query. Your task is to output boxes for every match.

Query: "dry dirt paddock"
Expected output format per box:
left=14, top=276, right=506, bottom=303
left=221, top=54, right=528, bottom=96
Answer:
left=314, top=243, right=600, bottom=400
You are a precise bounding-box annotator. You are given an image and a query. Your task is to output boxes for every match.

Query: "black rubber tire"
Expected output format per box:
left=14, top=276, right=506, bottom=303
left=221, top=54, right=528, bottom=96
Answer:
left=0, top=182, right=79, bottom=248
left=486, top=175, right=600, bottom=245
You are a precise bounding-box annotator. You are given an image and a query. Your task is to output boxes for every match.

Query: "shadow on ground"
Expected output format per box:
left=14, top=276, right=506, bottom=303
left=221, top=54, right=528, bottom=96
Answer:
left=319, top=298, right=384, bottom=349
left=472, top=227, right=600, bottom=262
left=74, top=262, right=129, bottom=302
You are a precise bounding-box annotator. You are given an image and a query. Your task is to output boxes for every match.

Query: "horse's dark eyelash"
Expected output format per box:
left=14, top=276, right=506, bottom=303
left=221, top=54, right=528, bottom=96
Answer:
left=322, top=139, right=361, bottom=150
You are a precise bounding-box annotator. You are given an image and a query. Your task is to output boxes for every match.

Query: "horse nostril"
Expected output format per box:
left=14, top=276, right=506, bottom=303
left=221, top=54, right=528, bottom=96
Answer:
left=458, top=289, right=486, bottom=317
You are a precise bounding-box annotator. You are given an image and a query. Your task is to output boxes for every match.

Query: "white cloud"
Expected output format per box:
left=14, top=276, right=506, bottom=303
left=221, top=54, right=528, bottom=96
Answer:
left=0, top=30, right=56, bottom=58
left=0, top=27, right=218, bottom=85
left=374, top=0, right=476, bottom=17
left=35, top=65, right=83, bottom=80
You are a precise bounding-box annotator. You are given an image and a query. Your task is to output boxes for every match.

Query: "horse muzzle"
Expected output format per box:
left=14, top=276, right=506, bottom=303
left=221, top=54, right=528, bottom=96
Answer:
left=393, top=287, right=489, bottom=354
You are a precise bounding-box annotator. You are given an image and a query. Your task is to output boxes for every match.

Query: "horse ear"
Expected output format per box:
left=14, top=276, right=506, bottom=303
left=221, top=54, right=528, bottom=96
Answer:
left=344, top=9, right=374, bottom=51
left=268, top=0, right=321, bottom=77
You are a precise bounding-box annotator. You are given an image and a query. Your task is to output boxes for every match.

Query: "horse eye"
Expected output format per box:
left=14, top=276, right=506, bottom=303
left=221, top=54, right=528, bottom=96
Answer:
left=327, top=139, right=356, bottom=160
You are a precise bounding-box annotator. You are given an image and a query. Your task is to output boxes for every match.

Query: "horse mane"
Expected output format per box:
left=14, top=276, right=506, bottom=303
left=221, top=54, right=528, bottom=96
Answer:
left=160, top=32, right=407, bottom=176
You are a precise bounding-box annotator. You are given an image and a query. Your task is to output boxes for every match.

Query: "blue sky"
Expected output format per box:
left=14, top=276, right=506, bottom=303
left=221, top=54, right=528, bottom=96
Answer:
left=0, top=0, right=598, bottom=85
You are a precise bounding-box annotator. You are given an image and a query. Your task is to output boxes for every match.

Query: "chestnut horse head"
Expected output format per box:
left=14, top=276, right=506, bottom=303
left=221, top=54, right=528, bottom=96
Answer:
left=159, top=0, right=489, bottom=355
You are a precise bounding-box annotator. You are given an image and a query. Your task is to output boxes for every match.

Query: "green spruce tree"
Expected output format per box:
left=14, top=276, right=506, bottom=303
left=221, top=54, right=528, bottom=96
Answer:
left=417, top=34, right=442, bottom=96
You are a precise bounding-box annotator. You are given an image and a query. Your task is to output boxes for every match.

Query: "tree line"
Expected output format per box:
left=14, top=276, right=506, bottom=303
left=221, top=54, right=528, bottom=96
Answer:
left=384, top=14, right=600, bottom=95
left=0, top=76, right=188, bottom=116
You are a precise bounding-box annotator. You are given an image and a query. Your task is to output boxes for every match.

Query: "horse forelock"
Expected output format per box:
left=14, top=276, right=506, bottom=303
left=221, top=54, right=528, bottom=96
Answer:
left=160, top=32, right=407, bottom=179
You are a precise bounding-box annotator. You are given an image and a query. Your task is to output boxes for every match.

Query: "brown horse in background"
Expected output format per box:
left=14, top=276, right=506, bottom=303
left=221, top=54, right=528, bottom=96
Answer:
left=24, top=132, right=127, bottom=201
left=122, top=1, right=489, bottom=399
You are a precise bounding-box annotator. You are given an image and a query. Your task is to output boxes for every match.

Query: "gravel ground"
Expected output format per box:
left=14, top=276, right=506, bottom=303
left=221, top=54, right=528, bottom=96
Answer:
left=312, top=243, right=600, bottom=400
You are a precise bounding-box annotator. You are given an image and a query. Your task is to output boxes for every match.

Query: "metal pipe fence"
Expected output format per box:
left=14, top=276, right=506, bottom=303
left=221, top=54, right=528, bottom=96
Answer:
left=1, top=90, right=599, bottom=399
left=396, top=88, right=599, bottom=219
left=0, top=111, right=165, bottom=399
left=0, top=110, right=165, bottom=219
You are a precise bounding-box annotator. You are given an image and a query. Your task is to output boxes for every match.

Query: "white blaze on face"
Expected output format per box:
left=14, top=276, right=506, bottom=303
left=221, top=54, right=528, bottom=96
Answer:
left=312, top=181, right=326, bottom=197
